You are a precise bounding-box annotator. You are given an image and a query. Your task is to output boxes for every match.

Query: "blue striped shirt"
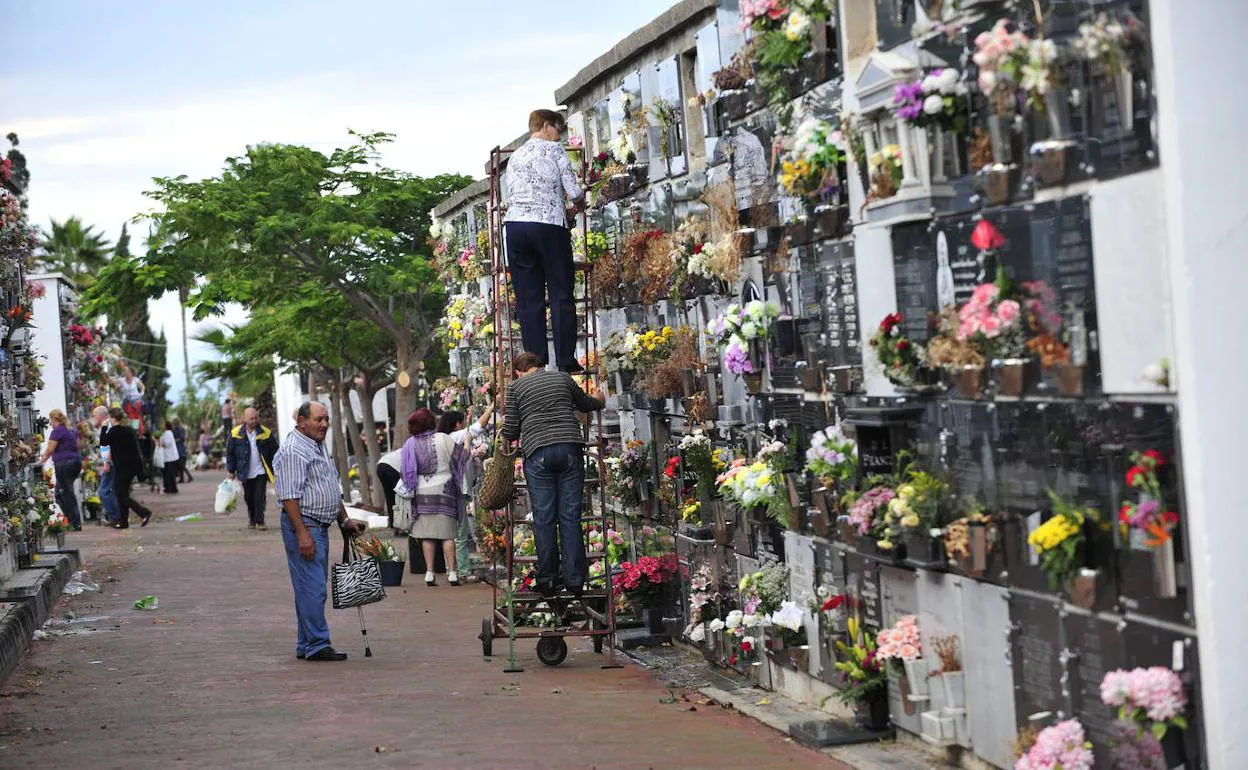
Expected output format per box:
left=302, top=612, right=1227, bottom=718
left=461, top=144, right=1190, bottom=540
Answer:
left=274, top=428, right=343, bottom=524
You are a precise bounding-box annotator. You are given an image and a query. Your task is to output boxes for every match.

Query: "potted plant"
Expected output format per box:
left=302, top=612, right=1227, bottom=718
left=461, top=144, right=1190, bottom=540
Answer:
left=834, top=616, right=890, bottom=731
left=933, top=635, right=965, bottom=709
left=943, top=502, right=995, bottom=577
left=1101, top=666, right=1189, bottom=767
left=925, top=308, right=986, bottom=398
left=1030, top=491, right=1102, bottom=607
left=357, top=535, right=405, bottom=586
left=1118, top=450, right=1181, bottom=598
left=716, top=441, right=796, bottom=532
left=846, top=485, right=897, bottom=554
left=876, top=615, right=926, bottom=701
left=710, top=301, right=780, bottom=395
left=604, top=440, right=650, bottom=512
left=888, top=468, right=951, bottom=568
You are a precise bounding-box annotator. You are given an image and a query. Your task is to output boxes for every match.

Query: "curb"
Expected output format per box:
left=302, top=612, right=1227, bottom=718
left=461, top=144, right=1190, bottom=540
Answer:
left=0, top=551, right=81, bottom=686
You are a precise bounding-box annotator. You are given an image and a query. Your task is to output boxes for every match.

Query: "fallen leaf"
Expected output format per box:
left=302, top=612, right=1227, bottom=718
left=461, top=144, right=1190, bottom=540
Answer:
left=756, top=698, right=771, bottom=706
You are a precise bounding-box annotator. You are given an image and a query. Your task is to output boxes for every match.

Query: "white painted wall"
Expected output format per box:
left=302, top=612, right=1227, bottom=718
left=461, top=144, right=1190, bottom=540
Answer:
left=1150, top=0, right=1248, bottom=765
left=29, top=274, right=72, bottom=421
left=1089, top=170, right=1174, bottom=394
left=852, top=225, right=899, bottom=396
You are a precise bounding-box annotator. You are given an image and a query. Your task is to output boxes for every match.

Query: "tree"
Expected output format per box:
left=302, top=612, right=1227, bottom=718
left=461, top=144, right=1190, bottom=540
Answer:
left=101, top=225, right=171, bottom=423
left=109, top=133, right=470, bottom=442
left=37, top=216, right=112, bottom=289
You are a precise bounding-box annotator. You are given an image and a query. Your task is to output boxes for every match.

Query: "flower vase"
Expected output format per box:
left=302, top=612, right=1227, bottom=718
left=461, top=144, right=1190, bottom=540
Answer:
left=940, top=670, right=966, bottom=709
left=833, top=367, right=856, bottom=394
left=856, top=688, right=890, bottom=731
left=1161, top=727, right=1186, bottom=769
left=1065, top=568, right=1099, bottom=609
left=952, top=366, right=984, bottom=399
left=798, top=363, right=823, bottom=393
left=1057, top=364, right=1084, bottom=396
left=987, top=114, right=1013, bottom=165
left=982, top=165, right=1016, bottom=206
left=904, top=530, right=944, bottom=569
left=1153, top=537, right=1179, bottom=599
left=965, top=520, right=989, bottom=576
left=903, top=658, right=931, bottom=698
left=1114, top=71, right=1135, bottom=135
left=743, top=372, right=764, bottom=395
left=994, top=359, right=1029, bottom=397
left=1045, top=88, right=1074, bottom=141
left=642, top=607, right=666, bottom=635
left=1032, top=141, right=1073, bottom=187
left=837, top=517, right=859, bottom=547
left=54, top=532, right=65, bottom=549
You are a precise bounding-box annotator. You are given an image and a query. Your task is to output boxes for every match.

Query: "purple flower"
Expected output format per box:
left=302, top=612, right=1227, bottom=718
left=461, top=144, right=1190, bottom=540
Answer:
left=723, top=342, right=754, bottom=375
left=893, top=82, right=924, bottom=121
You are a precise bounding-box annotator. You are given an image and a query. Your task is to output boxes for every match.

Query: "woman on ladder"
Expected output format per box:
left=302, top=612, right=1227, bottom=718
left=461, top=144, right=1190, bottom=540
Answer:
left=400, top=408, right=469, bottom=587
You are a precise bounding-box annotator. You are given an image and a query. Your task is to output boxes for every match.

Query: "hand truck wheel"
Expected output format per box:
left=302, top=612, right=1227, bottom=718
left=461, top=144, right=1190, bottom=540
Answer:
left=479, top=618, right=494, bottom=657
left=536, top=635, right=568, bottom=666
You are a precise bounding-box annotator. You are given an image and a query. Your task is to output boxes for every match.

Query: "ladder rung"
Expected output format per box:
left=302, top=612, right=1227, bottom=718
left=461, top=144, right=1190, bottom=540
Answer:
left=512, top=551, right=606, bottom=564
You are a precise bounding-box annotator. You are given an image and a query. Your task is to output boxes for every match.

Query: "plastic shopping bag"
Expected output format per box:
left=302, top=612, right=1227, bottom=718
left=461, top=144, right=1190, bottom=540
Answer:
left=215, top=479, right=242, bottom=514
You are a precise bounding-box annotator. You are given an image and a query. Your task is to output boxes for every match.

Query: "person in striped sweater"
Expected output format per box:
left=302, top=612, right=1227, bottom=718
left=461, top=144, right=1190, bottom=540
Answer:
left=501, top=352, right=605, bottom=597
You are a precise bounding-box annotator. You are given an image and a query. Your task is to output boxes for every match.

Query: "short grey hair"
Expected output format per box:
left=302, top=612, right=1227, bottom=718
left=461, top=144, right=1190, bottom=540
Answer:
left=296, top=401, right=315, bottom=420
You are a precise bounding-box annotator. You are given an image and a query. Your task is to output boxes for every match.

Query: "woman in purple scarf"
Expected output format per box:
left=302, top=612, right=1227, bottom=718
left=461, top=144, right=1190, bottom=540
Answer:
left=401, top=408, right=468, bottom=586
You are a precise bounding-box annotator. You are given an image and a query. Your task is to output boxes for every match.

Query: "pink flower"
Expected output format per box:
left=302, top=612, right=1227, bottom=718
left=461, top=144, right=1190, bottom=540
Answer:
left=969, top=283, right=1000, bottom=308
left=996, top=299, right=1021, bottom=325
left=899, top=644, right=920, bottom=661
left=981, top=314, right=1003, bottom=338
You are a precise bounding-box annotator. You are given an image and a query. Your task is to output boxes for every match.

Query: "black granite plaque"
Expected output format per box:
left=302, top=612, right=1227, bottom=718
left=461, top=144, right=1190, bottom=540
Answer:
left=1010, top=593, right=1065, bottom=726
left=844, top=551, right=883, bottom=633
left=891, top=223, right=937, bottom=345
left=1120, top=620, right=1204, bottom=768
left=938, top=400, right=996, bottom=507
left=1066, top=613, right=1130, bottom=770
left=819, top=239, right=861, bottom=368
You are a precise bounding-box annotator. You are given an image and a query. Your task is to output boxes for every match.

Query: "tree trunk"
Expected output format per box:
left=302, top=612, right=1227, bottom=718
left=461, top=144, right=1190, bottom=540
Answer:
left=328, top=374, right=350, bottom=482
left=394, top=343, right=420, bottom=444
left=355, top=381, right=386, bottom=509
left=254, top=385, right=277, bottom=430
left=342, top=385, right=373, bottom=509
left=308, top=368, right=319, bottom=402
left=178, top=287, right=192, bottom=397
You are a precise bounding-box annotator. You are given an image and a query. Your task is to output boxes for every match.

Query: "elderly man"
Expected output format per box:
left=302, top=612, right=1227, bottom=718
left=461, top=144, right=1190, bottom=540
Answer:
left=274, top=401, right=366, bottom=662
left=227, top=407, right=279, bottom=531
left=92, top=406, right=121, bottom=523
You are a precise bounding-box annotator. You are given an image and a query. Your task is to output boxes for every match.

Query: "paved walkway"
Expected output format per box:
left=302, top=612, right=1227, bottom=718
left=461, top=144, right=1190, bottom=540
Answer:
left=0, top=478, right=844, bottom=769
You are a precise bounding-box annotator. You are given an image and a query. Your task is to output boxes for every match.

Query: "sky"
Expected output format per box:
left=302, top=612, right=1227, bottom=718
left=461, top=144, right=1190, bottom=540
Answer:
left=4, top=0, right=677, bottom=396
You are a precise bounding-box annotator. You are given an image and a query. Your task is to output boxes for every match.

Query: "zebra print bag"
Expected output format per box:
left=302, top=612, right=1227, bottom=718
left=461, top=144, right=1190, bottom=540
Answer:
left=331, top=539, right=386, bottom=610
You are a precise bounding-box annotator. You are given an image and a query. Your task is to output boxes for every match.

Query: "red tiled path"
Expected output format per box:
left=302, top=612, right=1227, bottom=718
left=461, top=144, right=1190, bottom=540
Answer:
left=0, top=478, right=845, bottom=769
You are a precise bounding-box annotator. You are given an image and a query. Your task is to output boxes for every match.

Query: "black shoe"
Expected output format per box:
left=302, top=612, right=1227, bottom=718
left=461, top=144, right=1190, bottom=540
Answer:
left=113, top=524, right=129, bottom=529
left=534, top=581, right=558, bottom=598
left=296, top=652, right=305, bottom=660
left=140, top=514, right=152, bottom=527
left=72, top=525, right=83, bottom=532
left=306, top=648, right=347, bottom=662
left=569, top=585, right=584, bottom=599
left=425, top=576, right=437, bottom=587
left=558, top=361, right=585, bottom=374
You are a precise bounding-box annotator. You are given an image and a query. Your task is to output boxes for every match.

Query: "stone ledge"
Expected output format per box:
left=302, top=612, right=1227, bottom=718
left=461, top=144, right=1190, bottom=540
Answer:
left=432, top=177, right=491, bottom=219
left=0, top=551, right=80, bottom=686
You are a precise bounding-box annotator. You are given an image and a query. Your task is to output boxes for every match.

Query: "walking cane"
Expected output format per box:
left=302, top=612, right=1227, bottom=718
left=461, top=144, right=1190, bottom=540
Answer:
left=343, top=529, right=375, bottom=658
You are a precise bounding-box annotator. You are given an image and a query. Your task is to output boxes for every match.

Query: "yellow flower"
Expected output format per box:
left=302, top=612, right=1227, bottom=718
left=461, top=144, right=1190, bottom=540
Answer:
left=869, top=151, right=883, bottom=167
left=897, top=484, right=915, bottom=499
left=901, top=514, right=920, bottom=528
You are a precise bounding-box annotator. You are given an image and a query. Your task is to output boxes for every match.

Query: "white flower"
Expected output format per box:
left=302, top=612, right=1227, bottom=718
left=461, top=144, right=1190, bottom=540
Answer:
left=1020, top=64, right=1051, bottom=95
left=689, top=624, right=707, bottom=643
left=740, top=320, right=759, bottom=340
left=770, top=600, right=806, bottom=632
left=428, top=215, right=443, bottom=238
left=923, top=95, right=945, bottom=115
left=709, top=618, right=726, bottom=633
left=726, top=610, right=744, bottom=629
left=742, top=612, right=762, bottom=628
left=784, top=10, right=811, bottom=41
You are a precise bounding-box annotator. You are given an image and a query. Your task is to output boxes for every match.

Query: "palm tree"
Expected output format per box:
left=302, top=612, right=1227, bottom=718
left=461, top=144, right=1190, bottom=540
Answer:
left=38, top=217, right=112, bottom=289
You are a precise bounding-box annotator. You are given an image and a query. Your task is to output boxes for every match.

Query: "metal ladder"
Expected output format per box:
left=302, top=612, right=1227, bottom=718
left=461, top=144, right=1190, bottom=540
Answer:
left=477, top=144, right=620, bottom=670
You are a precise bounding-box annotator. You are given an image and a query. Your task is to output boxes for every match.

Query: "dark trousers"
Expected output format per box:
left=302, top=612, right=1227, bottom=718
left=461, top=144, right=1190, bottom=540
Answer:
left=177, top=457, right=193, bottom=483
left=162, top=462, right=178, bottom=493
left=524, top=443, right=586, bottom=589
left=54, top=458, right=82, bottom=529
left=504, top=221, right=577, bottom=368
left=115, top=473, right=152, bottom=527
left=243, top=475, right=268, bottom=526
left=377, top=463, right=400, bottom=524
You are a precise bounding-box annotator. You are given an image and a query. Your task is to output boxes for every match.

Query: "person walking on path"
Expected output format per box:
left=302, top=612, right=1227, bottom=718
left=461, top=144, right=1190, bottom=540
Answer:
left=501, top=352, right=605, bottom=597
left=402, top=408, right=468, bottom=587
left=92, top=406, right=121, bottom=524
left=172, top=418, right=193, bottom=484
left=227, top=407, right=279, bottom=531
left=41, top=409, right=83, bottom=531
left=437, top=405, right=494, bottom=580
left=221, top=398, right=234, bottom=438
left=197, top=427, right=213, bottom=470
left=101, top=407, right=152, bottom=529
left=158, top=420, right=179, bottom=494
left=376, top=447, right=402, bottom=530
left=504, top=109, right=586, bottom=373
left=274, top=401, right=366, bottom=662
left=115, top=366, right=145, bottom=423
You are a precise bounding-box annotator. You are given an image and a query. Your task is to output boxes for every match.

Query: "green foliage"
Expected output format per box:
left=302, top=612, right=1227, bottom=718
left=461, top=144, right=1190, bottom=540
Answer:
left=37, top=216, right=111, bottom=290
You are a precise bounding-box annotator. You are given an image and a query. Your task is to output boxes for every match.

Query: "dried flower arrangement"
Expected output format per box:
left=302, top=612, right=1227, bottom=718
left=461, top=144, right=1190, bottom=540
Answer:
left=699, top=182, right=744, bottom=284
left=642, top=326, right=704, bottom=399
left=638, top=230, right=676, bottom=304
left=925, top=307, right=986, bottom=370
left=933, top=635, right=962, bottom=673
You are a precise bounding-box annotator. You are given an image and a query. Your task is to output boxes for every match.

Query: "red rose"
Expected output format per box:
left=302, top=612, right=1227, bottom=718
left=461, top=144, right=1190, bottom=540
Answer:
left=1144, top=449, right=1165, bottom=467
left=1118, top=503, right=1132, bottom=524
left=971, top=219, right=1006, bottom=251
left=728, top=654, right=738, bottom=666
left=1162, top=511, right=1180, bottom=526
left=1125, top=466, right=1144, bottom=487
left=692, top=243, right=705, bottom=254
left=822, top=595, right=845, bottom=612
left=896, top=339, right=910, bottom=351
left=740, top=639, right=753, bottom=652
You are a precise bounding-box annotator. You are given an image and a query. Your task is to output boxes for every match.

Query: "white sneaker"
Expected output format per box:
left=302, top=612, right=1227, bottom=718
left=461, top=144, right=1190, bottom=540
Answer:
left=424, top=571, right=436, bottom=586
left=448, top=571, right=460, bottom=586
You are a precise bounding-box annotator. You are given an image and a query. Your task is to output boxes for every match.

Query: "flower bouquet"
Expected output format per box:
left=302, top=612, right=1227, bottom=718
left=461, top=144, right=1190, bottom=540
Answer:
left=45, top=510, right=70, bottom=547
left=844, top=485, right=895, bottom=548
left=870, top=312, right=936, bottom=391
left=739, top=0, right=833, bottom=129
left=834, top=616, right=889, bottom=729
left=1119, top=449, right=1180, bottom=597
left=1101, top=667, right=1188, bottom=743
left=679, top=431, right=718, bottom=501
left=887, top=469, right=951, bottom=566
left=876, top=615, right=926, bottom=697
left=868, top=144, right=903, bottom=200
left=710, top=301, right=780, bottom=390
left=778, top=116, right=845, bottom=204
left=943, top=502, right=995, bottom=576
left=804, top=425, right=857, bottom=488
left=1030, top=491, right=1099, bottom=603
left=717, top=438, right=795, bottom=529
left=604, top=440, right=650, bottom=510
left=1013, top=719, right=1095, bottom=770
left=766, top=600, right=809, bottom=669
left=893, top=68, right=970, bottom=134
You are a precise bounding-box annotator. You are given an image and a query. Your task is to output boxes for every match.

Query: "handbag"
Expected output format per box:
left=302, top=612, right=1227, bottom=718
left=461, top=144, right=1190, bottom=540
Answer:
left=152, top=444, right=166, bottom=469
left=476, top=435, right=517, bottom=511
left=331, top=537, right=386, bottom=610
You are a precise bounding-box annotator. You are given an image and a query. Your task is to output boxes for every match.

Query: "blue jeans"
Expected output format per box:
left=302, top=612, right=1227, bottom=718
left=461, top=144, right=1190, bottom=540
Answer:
left=524, top=443, right=586, bottom=588
left=99, top=470, right=120, bottom=522
left=281, top=514, right=331, bottom=657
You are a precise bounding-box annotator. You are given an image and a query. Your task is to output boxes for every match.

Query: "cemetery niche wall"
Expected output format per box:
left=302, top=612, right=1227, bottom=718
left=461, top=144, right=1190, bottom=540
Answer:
left=441, top=0, right=1201, bottom=766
